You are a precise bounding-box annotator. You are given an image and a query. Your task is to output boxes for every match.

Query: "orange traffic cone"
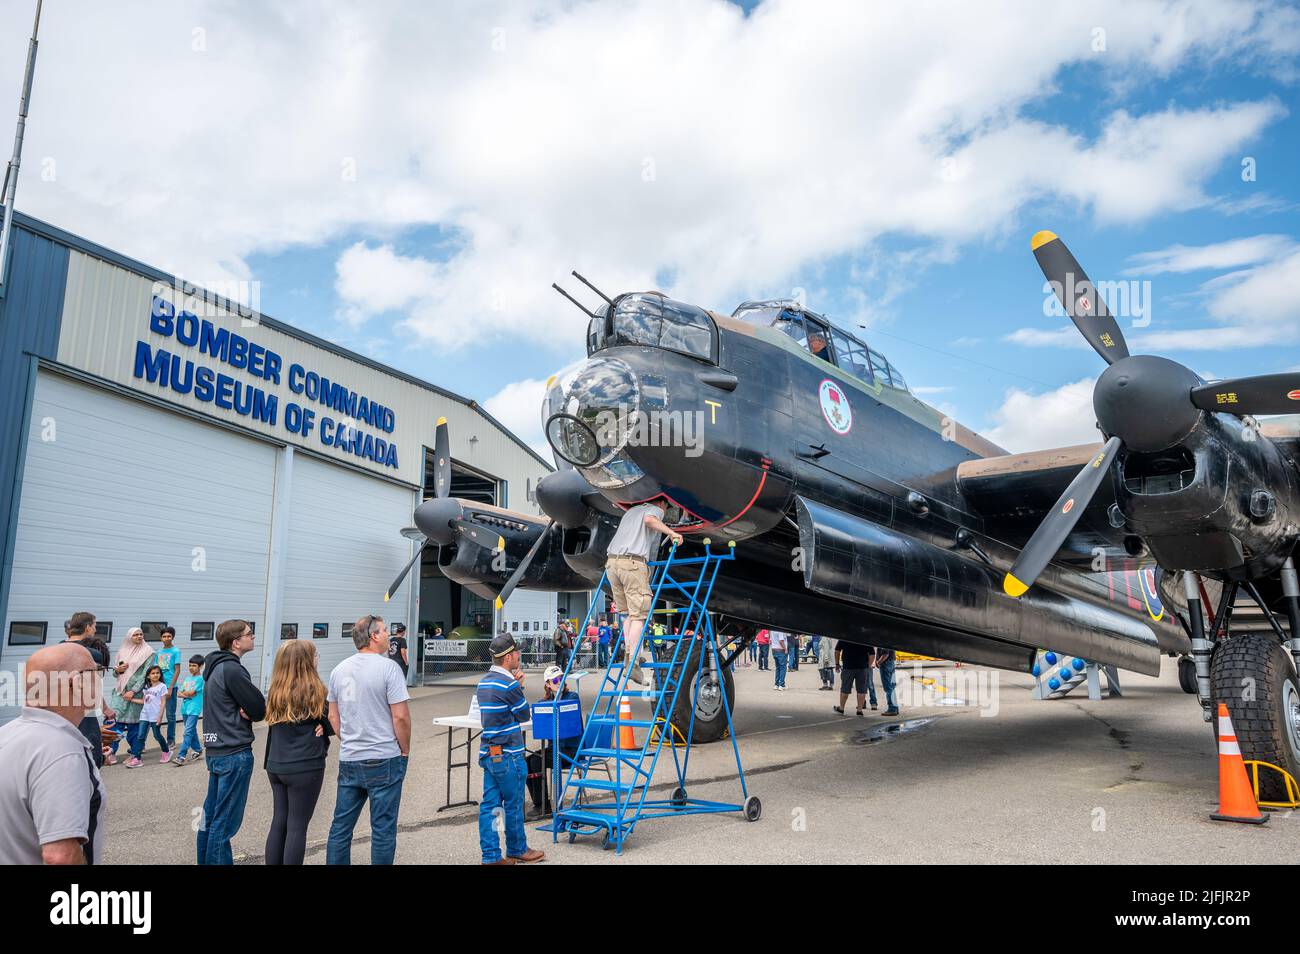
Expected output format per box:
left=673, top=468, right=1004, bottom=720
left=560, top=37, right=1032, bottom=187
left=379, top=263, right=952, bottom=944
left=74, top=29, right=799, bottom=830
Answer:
left=1210, top=703, right=1268, bottom=825
left=616, top=697, right=638, bottom=750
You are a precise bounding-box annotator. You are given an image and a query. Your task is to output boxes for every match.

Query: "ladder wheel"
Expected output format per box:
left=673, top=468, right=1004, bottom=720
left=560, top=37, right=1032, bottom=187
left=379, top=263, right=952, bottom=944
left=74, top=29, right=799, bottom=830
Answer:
left=744, top=795, right=762, bottom=822
left=567, top=832, right=577, bottom=844
left=671, top=786, right=688, bottom=808
left=601, top=830, right=613, bottom=851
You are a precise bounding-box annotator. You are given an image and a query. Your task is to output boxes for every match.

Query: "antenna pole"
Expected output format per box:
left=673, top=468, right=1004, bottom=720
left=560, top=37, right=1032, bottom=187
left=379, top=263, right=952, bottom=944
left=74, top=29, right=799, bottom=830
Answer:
left=0, top=0, right=43, bottom=291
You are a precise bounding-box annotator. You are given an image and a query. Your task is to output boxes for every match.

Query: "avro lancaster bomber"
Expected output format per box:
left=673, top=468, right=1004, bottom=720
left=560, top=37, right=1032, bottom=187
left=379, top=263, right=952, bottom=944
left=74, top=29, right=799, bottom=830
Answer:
left=387, top=233, right=1300, bottom=798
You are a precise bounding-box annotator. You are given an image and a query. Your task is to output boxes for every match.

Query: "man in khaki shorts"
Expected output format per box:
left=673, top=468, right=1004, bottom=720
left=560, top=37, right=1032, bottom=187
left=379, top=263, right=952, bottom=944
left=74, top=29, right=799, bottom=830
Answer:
left=605, top=500, right=683, bottom=685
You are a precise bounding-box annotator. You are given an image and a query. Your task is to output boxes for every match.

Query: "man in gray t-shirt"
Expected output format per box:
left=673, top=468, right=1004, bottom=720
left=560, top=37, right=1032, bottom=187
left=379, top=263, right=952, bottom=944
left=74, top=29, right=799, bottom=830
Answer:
left=326, top=614, right=412, bottom=864
left=605, top=501, right=683, bottom=685
left=0, top=643, right=107, bottom=864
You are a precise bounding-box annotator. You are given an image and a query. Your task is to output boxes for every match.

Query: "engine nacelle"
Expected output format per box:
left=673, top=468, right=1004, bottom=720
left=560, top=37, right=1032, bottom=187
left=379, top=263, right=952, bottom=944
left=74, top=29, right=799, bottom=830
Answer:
left=1117, top=412, right=1300, bottom=580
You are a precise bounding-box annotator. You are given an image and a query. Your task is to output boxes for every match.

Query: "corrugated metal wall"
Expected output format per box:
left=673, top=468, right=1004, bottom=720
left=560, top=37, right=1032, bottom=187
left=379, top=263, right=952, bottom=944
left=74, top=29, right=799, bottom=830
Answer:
left=0, top=224, right=69, bottom=639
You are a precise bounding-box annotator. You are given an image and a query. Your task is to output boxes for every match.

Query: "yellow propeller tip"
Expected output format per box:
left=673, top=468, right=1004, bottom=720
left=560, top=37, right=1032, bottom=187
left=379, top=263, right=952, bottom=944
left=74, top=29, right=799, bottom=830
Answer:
left=545, top=375, right=557, bottom=389
left=1030, top=230, right=1058, bottom=251
left=494, top=597, right=503, bottom=611
left=497, top=536, right=505, bottom=551
left=436, top=416, right=447, bottom=426
left=383, top=592, right=391, bottom=602
left=1003, top=574, right=1029, bottom=598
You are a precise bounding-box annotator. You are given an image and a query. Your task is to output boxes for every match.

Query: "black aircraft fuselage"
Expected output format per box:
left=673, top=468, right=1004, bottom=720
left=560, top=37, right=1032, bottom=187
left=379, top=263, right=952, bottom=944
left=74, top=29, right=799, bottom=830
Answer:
left=530, top=293, right=1180, bottom=675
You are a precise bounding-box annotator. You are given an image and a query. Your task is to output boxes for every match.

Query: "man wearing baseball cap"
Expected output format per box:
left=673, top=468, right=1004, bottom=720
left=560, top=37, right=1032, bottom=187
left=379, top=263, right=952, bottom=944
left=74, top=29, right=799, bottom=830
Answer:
left=476, top=634, right=544, bottom=865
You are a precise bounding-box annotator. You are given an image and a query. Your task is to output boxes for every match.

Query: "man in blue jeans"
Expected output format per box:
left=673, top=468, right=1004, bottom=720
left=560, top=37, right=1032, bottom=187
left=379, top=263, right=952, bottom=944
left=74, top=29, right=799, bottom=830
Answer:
left=477, top=634, right=545, bottom=865
left=597, top=619, right=612, bottom=668
left=770, top=630, right=789, bottom=690
left=326, top=614, right=412, bottom=865
left=873, top=645, right=901, bottom=717
left=197, top=619, right=265, bottom=865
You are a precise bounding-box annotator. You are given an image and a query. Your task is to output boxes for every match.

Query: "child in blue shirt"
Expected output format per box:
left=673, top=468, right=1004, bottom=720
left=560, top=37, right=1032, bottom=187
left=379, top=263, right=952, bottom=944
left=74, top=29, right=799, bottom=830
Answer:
left=174, top=655, right=206, bottom=765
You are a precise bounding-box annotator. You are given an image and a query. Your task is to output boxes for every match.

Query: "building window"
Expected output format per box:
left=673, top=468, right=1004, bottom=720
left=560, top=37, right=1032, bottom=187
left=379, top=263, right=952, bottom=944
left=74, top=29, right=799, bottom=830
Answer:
left=95, top=621, right=113, bottom=643
left=522, top=621, right=530, bottom=631
left=313, top=623, right=329, bottom=639
left=141, top=622, right=168, bottom=642
left=511, top=621, right=519, bottom=631
left=341, top=621, right=353, bottom=638
left=191, top=622, right=215, bottom=642
left=8, top=621, right=47, bottom=646
left=247, top=621, right=256, bottom=634
left=281, top=623, right=298, bottom=640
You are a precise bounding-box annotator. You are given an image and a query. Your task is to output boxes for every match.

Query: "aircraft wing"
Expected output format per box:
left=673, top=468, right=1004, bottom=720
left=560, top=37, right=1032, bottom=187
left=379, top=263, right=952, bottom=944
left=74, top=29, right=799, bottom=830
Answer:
left=955, top=442, right=1131, bottom=566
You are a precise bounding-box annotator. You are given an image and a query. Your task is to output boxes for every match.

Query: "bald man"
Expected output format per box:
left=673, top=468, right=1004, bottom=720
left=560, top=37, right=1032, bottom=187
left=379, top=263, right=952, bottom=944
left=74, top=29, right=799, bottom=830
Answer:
left=0, top=643, right=108, bottom=864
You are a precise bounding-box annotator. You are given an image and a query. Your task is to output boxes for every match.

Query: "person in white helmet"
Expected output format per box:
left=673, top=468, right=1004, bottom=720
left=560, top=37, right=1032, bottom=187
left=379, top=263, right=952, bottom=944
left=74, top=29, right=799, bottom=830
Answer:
left=526, top=666, right=582, bottom=816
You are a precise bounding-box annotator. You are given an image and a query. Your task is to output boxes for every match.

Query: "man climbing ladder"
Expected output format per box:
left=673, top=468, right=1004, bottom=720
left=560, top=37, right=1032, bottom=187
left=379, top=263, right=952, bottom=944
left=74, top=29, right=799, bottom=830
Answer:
left=604, top=500, right=683, bottom=685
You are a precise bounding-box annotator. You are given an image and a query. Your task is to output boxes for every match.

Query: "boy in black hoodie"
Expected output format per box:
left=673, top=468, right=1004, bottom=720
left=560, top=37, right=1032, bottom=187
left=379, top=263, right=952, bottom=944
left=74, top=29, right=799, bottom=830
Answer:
left=197, top=619, right=266, bottom=865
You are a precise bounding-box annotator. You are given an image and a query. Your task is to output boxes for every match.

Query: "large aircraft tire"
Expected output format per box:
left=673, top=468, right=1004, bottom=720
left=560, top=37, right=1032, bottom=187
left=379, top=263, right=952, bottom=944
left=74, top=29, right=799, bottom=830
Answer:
left=1210, top=633, right=1300, bottom=803
left=666, top=639, right=736, bottom=744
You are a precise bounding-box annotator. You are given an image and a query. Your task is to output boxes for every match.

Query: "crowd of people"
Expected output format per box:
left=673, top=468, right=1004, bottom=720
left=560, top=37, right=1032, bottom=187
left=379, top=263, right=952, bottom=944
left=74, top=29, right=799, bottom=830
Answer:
left=746, top=629, right=899, bottom=716
left=0, top=610, right=413, bottom=866
left=2, top=596, right=902, bottom=866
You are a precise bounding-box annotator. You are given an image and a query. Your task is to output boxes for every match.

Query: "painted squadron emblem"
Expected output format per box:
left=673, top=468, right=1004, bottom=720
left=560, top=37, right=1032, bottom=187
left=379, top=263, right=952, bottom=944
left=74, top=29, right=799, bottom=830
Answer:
left=819, top=380, right=852, bottom=435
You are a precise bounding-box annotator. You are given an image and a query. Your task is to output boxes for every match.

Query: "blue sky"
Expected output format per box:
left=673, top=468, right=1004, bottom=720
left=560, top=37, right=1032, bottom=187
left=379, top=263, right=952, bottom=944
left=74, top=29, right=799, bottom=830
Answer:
left=5, top=0, right=1299, bottom=455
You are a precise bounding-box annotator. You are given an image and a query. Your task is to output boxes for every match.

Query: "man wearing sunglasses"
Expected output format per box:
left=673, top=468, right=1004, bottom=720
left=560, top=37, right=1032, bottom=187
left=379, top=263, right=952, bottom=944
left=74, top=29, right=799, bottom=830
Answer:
left=0, top=643, right=107, bottom=864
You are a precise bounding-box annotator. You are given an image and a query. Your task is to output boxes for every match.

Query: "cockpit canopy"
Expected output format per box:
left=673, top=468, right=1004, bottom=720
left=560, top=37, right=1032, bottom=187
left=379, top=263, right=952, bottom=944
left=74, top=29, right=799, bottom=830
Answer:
left=731, top=299, right=909, bottom=392
left=587, top=292, right=717, bottom=363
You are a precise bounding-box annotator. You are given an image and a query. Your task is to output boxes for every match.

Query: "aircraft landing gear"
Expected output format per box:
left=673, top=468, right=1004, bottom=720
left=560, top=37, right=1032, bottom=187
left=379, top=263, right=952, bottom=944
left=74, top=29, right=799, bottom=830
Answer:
left=667, top=639, right=736, bottom=744
left=1177, top=656, right=1198, bottom=695
left=1210, top=631, right=1300, bottom=803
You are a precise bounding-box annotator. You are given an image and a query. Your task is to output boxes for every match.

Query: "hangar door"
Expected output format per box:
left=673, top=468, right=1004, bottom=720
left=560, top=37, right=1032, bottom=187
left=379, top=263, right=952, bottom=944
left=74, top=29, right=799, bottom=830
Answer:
left=278, top=453, right=418, bottom=677
left=2, top=371, right=277, bottom=711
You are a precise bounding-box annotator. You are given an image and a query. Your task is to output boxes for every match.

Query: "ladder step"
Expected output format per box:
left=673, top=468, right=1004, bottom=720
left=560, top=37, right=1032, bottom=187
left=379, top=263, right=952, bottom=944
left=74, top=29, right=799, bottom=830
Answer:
left=609, top=661, right=674, bottom=669
left=597, top=689, right=660, bottom=699
left=572, top=777, right=643, bottom=792
left=579, top=747, right=649, bottom=762
left=556, top=808, right=624, bottom=827
left=588, top=716, right=657, bottom=728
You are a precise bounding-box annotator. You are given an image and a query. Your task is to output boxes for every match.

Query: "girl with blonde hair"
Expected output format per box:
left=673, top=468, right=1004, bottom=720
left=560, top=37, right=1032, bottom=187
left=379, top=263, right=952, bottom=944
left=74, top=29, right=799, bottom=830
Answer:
left=263, top=640, right=333, bottom=864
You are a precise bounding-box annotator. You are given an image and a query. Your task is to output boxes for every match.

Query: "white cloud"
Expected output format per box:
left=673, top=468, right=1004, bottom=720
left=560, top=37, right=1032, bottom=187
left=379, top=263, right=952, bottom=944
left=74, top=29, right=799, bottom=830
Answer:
left=1205, top=247, right=1300, bottom=325
left=2, top=0, right=1293, bottom=356
left=1122, top=234, right=1295, bottom=275
left=483, top=377, right=553, bottom=461
left=985, top=378, right=1101, bottom=452
left=1003, top=326, right=1093, bottom=348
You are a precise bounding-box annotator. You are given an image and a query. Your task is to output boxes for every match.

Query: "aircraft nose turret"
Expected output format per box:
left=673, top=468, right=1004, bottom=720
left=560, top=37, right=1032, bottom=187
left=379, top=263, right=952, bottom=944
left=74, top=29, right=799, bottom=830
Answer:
left=544, top=356, right=642, bottom=469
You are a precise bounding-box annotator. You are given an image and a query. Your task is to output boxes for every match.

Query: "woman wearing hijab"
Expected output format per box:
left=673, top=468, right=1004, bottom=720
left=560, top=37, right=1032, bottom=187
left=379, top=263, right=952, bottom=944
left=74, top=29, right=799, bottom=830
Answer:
left=108, top=627, right=156, bottom=767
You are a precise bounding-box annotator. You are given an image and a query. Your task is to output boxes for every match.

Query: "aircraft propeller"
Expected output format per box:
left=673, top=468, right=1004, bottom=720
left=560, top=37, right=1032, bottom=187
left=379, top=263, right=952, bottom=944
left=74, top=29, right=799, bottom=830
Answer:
left=1004, top=231, right=1300, bottom=597
left=384, top=416, right=505, bottom=602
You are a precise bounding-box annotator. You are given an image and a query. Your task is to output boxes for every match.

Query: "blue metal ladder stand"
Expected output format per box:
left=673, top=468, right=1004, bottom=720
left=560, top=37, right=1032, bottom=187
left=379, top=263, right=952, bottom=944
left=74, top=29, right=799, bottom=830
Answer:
left=550, top=541, right=759, bottom=853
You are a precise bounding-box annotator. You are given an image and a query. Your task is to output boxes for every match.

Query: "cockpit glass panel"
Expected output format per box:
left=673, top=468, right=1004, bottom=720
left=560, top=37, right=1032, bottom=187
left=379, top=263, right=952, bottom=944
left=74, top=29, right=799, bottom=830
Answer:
left=611, top=295, right=663, bottom=349
left=831, top=330, right=874, bottom=384
left=658, top=300, right=715, bottom=362
left=886, top=362, right=907, bottom=390
left=586, top=308, right=609, bottom=355
left=772, top=310, right=806, bottom=346
left=803, top=318, right=833, bottom=364
left=868, top=350, right=891, bottom=383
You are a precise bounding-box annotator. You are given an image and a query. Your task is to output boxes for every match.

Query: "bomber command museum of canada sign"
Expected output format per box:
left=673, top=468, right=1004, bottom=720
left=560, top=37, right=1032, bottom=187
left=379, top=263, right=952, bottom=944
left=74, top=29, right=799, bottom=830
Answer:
left=135, top=295, right=401, bottom=470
